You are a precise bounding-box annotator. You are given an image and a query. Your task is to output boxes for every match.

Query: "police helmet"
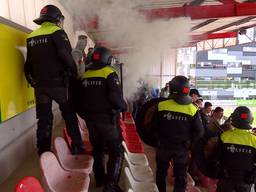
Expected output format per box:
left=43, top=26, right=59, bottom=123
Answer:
left=231, top=106, right=253, bottom=130
left=91, top=46, right=114, bottom=66
left=169, top=75, right=192, bottom=105
left=33, top=5, right=64, bottom=25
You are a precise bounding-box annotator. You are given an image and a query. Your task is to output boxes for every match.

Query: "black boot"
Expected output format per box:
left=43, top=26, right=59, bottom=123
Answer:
left=104, top=154, right=124, bottom=192
left=103, top=182, right=124, bottom=192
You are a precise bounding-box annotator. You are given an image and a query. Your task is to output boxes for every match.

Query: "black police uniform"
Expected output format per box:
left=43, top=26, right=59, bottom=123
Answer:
left=156, top=99, right=204, bottom=192
left=24, top=21, right=83, bottom=155
left=216, top=128, right=256, bottom=192
left=75, top=50, right=127, bottom=191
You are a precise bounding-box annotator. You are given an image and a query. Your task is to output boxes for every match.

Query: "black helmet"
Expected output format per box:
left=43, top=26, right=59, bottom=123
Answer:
left=33, top=5, right=64, bottom=25
left=169, top=75, right=192, bottom=105
left=91, top=46, right=113, bottom=66
left=231, top=106, right=253, bottom=129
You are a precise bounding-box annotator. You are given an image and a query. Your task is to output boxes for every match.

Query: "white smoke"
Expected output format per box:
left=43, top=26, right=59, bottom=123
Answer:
left=60, top=0, right=192, bottom=97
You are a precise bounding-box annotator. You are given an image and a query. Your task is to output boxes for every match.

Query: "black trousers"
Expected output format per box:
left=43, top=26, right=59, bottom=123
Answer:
left=156, top=148, right=188, bottom=192
left=85, top=118, right=124, bottom=186
left=217, top=179, right=252, bottom=192
left=35, top=87, right=83, bottom=155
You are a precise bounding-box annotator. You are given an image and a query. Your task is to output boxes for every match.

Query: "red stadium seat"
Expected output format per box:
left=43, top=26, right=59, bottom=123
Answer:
left=197, top=170, right=217, bottom=192
left=126, top=142, right=144, bottom=153
left=15, top=176, right=44, bottom=192
left=124, top=124, right=136, bottom=131
left=63, top=127, right=92, bottom=155
left=124, top=112, right=133, bottom=120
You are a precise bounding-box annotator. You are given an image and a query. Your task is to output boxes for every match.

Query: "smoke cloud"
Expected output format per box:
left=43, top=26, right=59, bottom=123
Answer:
left=60, top=0, right=192, bottom=97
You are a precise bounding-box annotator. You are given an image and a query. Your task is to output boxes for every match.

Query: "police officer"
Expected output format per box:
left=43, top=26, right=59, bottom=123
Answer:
left=155, top=76, right=204, bottom=192
left=24, top=5, right=84, bottom=155
left=75, top=46, right=127, bottom=192
left=216, top=106, right=256, bottom=192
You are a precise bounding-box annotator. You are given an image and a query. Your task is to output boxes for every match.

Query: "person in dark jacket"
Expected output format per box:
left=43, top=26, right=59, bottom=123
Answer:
left=216, top=106, right=256, bottom=192
left=24, top=5, right=84, bottom=155
left=199, top=101, right=212, bottom=130
left=155, top=76, right=204, bottom=192
left=75, top=46, right=127, bottom=192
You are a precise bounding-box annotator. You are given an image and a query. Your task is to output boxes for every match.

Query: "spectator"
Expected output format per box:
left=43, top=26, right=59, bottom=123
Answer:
left=207, top=107, right=224, bottom=133
left=160, top=82, right=169, bottom=98
left=189, top=89, right=202, bottom=103
left=85, top=47, right=94, bottom=65
left=72, top=35, right=87, bottom=75
left=195, top=98, right=203, bottom=109
left=199, top=102, right=213, bottom=130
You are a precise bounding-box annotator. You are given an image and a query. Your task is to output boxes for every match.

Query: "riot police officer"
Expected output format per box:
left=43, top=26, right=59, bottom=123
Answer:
left=216, top=106, right=256, bottom=192
left=24, top=5, right=84, bottom=155
left=75, top=46, right=127, bottom=192
left=155, top=76, right=204, bottom=192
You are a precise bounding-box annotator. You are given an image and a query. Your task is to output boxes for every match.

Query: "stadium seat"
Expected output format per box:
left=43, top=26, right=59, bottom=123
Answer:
left=63, top=127, right=92, bottom=154
left=122, top=141, right=148, bottom=166
left=124, top=167, right=159, bottom=192
left=40, top=152, right=90, bottom=192
left=124, top=124, right=137, bottom=131
left=15, top=176, right=44, bottom=192
left=124, top=153, right=154, bottom=182
left=124, top=112, right=133, bottom=120
left=54, top=137, right=93, bottom=174
left=197, top=170, right=217, bottom=192
left=125, top=142, right=144, bottom=153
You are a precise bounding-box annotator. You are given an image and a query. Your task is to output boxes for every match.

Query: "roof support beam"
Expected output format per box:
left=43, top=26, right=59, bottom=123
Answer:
left=191, top=19, right=218, bottom=31
left=189, top=0, right=205, bottom=6
left=143, top=2, right=256, bottom=20
left=191, top=31, right=237, bottom=41
left=218, top=0, right=237, bottom=4
left=96, top=32, right=238, bottom=49
left=207, top=16, right=256, bottom=34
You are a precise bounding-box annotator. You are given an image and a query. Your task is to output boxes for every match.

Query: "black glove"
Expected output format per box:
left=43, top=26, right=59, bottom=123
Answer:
left=30, top=80, right=36, bottom=88
left=27, top=75, right=36, bottom=88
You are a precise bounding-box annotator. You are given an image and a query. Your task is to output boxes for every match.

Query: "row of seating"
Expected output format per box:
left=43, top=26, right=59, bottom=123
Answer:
left=16, top=136, right=93, bottom=192
left=121, top=112, right=159, bottom=192
left=44, top=136, right=93, bottom=191
left=16, top=112, right=152, bottom=192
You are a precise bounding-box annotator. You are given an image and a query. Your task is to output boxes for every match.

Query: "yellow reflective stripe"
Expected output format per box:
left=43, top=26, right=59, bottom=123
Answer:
left=221, top=128, right=256, bottom=149
left=158, top=99, right=197, bottom=116
left=27, top=22, right=61, bottom=38
left=81, top=66, right=115, bottom=79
